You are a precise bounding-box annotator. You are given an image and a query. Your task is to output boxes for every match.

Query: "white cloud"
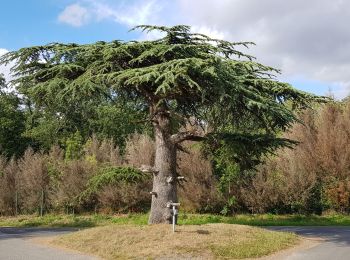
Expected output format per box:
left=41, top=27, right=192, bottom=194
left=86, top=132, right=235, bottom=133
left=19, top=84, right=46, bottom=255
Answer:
left=175, top=0, right=350, bottom=98
left=58, top=0, right=163, bottom=28
left=331, top=82, right=350, bottom=100
left=58, top=3, right=90, bottom=27
left=191, top=26, right=226, bottom=40
left=92, top=0, right=161, bottom=27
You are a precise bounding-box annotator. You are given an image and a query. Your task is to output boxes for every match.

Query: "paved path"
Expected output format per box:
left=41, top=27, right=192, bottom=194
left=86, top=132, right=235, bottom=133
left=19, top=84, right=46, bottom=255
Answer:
left=267, top=226, right=350, bottom=260
left=0, top=227, right=98, bottom=260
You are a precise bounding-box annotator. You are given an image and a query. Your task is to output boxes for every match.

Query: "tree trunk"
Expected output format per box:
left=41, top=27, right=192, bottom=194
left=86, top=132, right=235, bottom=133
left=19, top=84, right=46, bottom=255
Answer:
left=148, top=112, right=177, bottom=224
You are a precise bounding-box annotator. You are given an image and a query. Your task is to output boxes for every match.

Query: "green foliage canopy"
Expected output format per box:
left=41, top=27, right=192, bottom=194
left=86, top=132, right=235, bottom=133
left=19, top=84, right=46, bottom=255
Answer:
left=0, top=25, right=326, bottom=162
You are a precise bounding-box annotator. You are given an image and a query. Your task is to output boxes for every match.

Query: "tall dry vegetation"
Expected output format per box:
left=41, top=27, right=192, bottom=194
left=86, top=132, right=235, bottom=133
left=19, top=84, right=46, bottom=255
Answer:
left=0, top=132, right=221, bottom=215
left=95, top=134, right=154, bottom=213
left=177, top=144, right=223, bottom=213
left=0, top=135, right=150, bottom=215
left=0, top=157, right=18, bottom=215
left=239, top=101, right=350, bottom=214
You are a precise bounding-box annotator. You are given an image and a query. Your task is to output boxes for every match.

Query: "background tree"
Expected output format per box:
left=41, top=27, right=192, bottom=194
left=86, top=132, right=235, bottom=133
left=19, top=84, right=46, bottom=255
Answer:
left=0, top=74, right=28, bottom=157
left=0, top=25, right=325, bottom=223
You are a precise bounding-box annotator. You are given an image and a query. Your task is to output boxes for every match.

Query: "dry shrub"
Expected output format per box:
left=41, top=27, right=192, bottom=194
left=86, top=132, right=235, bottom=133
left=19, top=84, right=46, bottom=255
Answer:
left=0, top=135, right=156, bottom=215
left=18, top=148, right=50, bottom=213
left=240, top=155, right=316, bottom=213
left=97, top=182, right=152, bottom=213
left=91, top=134, right=154, bottom=213
left=84, top=135, right=122, bottom=166
left=54, top=160, right=97, bottom=212
left=240, top=101, right=350, bottom=214
left=0, top=157, right=19, bottom=215
left=326, top=180, right=350, bottom=212
left=48, top=145, right=65, bottom=162
left=177, top=143, right=223, bottom=213
left=124, top=133, right=155, bottom=167
left=239, top=110, right=321, bottom=213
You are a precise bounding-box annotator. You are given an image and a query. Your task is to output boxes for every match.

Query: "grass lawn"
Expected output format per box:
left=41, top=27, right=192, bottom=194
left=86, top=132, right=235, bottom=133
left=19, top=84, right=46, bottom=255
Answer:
left=51, top=223, right=298, bottom=259
left=2, top=213, right=350, bottom=228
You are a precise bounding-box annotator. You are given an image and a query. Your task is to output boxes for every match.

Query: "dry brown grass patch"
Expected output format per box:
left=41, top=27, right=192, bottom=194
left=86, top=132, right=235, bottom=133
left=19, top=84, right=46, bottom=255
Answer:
left=52, top=223, right=298, bottom=259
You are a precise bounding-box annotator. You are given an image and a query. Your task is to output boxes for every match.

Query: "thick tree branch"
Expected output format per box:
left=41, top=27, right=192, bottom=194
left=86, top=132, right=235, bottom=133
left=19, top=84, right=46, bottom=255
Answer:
left=171, top=131, right=206, bottom=144
left=139, top=165, right=159, bottom=174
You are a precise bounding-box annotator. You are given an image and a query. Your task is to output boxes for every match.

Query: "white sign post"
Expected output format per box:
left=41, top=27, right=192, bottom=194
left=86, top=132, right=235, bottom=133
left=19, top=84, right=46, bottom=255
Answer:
left=167, top=202, right=180, bottom=233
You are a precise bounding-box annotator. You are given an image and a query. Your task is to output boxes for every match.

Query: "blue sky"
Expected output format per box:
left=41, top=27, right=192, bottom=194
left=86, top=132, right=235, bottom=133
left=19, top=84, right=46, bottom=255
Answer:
left=1, top=0, right=349, bottom=99
left=0, top=1, right=141, bottom=49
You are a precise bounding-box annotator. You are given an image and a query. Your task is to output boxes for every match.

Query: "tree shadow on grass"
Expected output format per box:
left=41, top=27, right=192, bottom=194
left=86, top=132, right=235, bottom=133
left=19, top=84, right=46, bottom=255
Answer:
left=175, top=229, right=210, bottom=235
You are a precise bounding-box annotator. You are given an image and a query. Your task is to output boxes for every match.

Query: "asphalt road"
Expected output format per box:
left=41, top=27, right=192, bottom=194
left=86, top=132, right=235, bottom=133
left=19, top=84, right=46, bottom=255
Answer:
left=0, top=227, right=98, bottom=260
left=267, top=226, right=350, bottom=260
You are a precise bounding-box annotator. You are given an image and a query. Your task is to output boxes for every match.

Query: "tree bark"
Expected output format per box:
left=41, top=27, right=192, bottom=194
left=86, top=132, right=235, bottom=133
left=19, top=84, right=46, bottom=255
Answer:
left=148, top=111, right=178, bottom=224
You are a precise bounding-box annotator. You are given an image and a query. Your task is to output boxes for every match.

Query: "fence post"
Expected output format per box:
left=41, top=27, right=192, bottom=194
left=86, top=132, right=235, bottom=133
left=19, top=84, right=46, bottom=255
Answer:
left=40, top=189, right=44, bottom=217
left=15, top=191, right=18, bottom=216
